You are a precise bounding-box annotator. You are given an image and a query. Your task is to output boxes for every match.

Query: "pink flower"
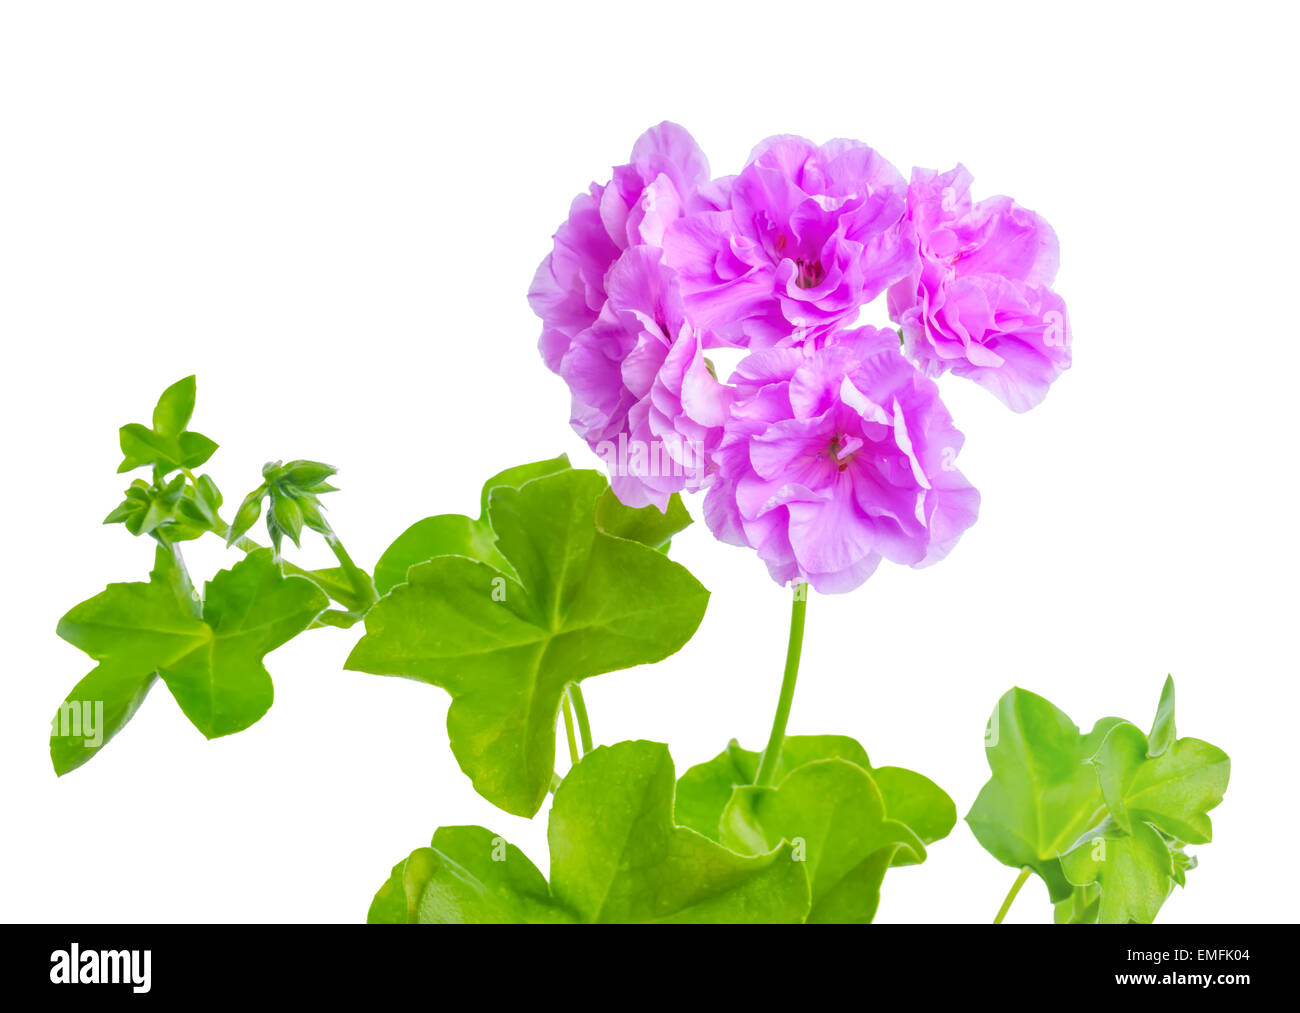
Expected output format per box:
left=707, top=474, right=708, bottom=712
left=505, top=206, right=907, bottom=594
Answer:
left=529, top=122, right=714, bottom=373
left=529, top=123, right=732, bottom=509
left=563, top=247, right=733, bottom=510
left=704, top=326, right=979, bottom=593
left=887, top=165, right=1071, bottom=412
left=663, top=135, right=917, bottom=348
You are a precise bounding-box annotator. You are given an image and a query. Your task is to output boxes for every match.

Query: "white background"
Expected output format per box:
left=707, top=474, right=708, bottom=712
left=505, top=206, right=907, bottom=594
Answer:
left=2, top=0, right=1296, bottom=924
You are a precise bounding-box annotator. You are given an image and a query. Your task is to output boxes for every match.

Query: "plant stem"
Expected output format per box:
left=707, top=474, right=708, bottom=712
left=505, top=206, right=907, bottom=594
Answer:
left=754, top=583, right=808, bottom=788
left=562, top=694, right=580, bottom=767
left=183, top=469, right=376, bottom=613
left=205, top=514, right=369, bottom=612
left=569, top=684, right=593, bottom=754
left=326, top=533, right=378, bottom=610
left=210, top=517, right=317, bottom=581
left=994, top=867, right=1032, bottom=924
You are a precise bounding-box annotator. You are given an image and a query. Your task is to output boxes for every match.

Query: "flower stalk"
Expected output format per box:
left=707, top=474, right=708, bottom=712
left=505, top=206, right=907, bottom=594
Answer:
left=754, top=582, right=808, bottom=787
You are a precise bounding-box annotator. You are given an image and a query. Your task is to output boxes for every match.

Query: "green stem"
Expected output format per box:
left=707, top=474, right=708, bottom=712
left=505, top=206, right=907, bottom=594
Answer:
left=994, top=867, right=1032, bottom=924
left=569, top=684, right=593, bottom=754
left=206, top=515, right=369, bottom=612
left=210, top=517, right=314, bottom=579
left=326, top=532, right=378, bottom=610
left=184, top=470, right=373, bottom=613
left=753, top=583, right=808, bottom=788
left=561, top=694, right=580, bottom=767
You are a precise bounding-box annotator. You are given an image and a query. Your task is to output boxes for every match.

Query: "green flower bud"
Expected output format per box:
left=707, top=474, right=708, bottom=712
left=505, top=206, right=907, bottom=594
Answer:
left=297, top=495, right=332, bottom=537
left=227, top=488, right=265, bottom=546
left=271, top=494, right=304, bottom=547
left=283, top=460, right=337, bottom=488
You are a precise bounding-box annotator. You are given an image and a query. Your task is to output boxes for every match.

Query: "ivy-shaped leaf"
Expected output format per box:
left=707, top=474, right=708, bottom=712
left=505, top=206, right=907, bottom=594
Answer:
left=676, top=735, right=868, bottom=836
left=371, top=456, right=692, bottom=595
left=674, top=735, right=954, bottom=923
left=371, top=456, right=571, bottom=594
left=1091, top=680, right=1228, bottom=845
left=1058, top=681, right=1228, bottom=923
left=593, top=486, right=692, bottom=552
left=968, top=678, right=1230, bottom=922
left=346, top=469, right=709, bottom=817
left=965, top=688, right=1124, bottom=901
left=159, top=549, right=330, bottom=736
left=116, top=375, right=218, bottom=475
left=368, top=741, right=810, bottom=923
left=722, top=760, right=925, bottom=923
left=676, top=735, right=955, bottom=857
left=1060, top=819, right=1175, bottom=924
left=51, top=547, right=327, bottom=773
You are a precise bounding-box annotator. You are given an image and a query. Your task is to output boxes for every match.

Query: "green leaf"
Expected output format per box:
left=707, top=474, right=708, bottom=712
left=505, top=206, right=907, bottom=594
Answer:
left=52, top=548, right=327, bottom=771
left=675, top=735, right=954, bottom=858
left=870, top=766, right=959, bottom=860
left=1060, top=819, right=1175, bottom=924
left=52, top=545, right=202, bottom=774
left=675, top=735, right=867, bottom=838
left=107, top=471, right=226, bottom=543
left=550, top=741, right=807, bottom=922
left=965, top=688, right=1124, bottom=901
left=673, top=735, right=954, bottom=922
left=1170, top=840, right=1197, bottom=887
left=373, top=514, right=508, bottom=595
left=1053, top=883, right=1101, bottom=924
left=346, top=469, right=709, bottom=817
left=674, top=739, right=762, bottom=838
left=969, top=680, right=1230, bottom=923
left=157, top=549, right=328, bottom=736
left=176, top=473, right=223, bottom=530
left=478, top=456, right=573, bottom=518
left=152, top=374, right=196, bottom=435
left=370, top=741, right=810, bottom=924
left=117, top=376, right=218, bottom=475
left=1148, top=674, right=1177, bottom=758
left=593, top=488, right=692, bottom=550
left=1059, top=701, right=1228, bottom=923
left=371, top=455, right=570, bottom=595
left=720, top=759, right=925, bottom=923
left=368, top=827, right=575, bottom=925
left=1092, top=721, right=1229, bottom=843
left=371, top=457, right=691, bottom=597
left=367, top=847, right=439, bottom=924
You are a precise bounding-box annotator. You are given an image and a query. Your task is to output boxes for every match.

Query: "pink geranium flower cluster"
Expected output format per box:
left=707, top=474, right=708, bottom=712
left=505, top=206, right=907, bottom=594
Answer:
left=530, top=123, right=1071, bottom=593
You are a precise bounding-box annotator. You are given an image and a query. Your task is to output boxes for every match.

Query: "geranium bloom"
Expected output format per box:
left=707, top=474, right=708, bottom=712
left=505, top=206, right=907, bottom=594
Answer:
left=704, top=326, right=979, bottom=593
left=529, top=122, right=715, bottom=373
left=663, top=135, right=917, bottom=348
left=887, top=165, right=1071, bottom=412
left=530, top=123, right=732, bottom=508
left=560, top=247, right=732, bottom=510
